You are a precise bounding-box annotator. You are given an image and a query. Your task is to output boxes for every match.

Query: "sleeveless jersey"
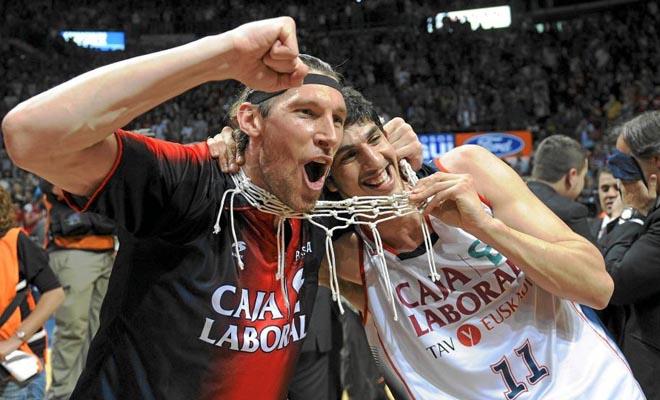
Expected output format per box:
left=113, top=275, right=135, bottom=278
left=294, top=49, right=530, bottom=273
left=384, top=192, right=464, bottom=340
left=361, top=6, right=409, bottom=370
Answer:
left=358, top=216, right=645, bottom=400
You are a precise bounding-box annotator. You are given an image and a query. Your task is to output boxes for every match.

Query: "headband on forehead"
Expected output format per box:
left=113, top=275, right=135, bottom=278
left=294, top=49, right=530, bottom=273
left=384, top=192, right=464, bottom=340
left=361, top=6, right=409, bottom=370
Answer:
left=246, top=73, right=342, bottom=104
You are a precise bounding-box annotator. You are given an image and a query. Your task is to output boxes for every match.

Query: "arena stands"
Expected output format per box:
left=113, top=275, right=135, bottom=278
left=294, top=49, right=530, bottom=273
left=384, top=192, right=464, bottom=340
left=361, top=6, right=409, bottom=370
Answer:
left=1, top=0, right=659, bottom=229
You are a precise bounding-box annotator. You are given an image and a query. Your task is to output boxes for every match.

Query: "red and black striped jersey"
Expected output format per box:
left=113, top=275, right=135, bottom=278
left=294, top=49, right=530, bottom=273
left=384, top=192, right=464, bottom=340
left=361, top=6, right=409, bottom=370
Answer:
left=66, top=130, right=326, bottom=400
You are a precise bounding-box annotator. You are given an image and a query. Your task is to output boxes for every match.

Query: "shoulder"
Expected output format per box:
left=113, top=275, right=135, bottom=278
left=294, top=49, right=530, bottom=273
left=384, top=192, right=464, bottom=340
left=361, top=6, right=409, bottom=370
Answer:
left=647, top=206, right=660, bottom=224
left=526, top=180, right=552, bottom=196
left=436, top=145, right=526, bottom=205
left=16, top=230, right=37, bottom=252
left=435, top=145, right=493, bottom=174
left=118, top=129, right=210, bottom=163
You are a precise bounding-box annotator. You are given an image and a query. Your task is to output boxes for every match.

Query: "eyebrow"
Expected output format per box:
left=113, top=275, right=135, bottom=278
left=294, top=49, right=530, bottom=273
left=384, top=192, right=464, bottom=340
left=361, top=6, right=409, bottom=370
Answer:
left=288, top=99, right=347, bottom=117
left=335, top=125, right=380, bottom=157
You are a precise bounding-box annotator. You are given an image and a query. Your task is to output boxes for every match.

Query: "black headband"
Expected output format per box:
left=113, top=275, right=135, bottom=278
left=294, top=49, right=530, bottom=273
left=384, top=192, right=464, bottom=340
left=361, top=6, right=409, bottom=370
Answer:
left=246, top=73, right=343, bottom=104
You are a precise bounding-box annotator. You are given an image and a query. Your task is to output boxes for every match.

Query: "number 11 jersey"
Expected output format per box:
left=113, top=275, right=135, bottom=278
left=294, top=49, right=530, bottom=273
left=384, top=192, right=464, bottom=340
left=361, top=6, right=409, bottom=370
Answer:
left=357, top=215, right=645, bottom=400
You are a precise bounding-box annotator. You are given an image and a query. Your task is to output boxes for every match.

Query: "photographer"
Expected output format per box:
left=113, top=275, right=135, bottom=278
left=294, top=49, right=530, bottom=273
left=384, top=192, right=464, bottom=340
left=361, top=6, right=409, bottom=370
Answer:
left=601, top=110, right=660, bottom=399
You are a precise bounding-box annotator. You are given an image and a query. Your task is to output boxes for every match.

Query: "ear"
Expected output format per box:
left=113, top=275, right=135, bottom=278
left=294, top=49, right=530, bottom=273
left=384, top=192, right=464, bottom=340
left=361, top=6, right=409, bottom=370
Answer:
left=565, top=168, right=578, bottom=189
left=325, top=175, right=339, bottom=192
left=236, top=103, right=263, bottom=139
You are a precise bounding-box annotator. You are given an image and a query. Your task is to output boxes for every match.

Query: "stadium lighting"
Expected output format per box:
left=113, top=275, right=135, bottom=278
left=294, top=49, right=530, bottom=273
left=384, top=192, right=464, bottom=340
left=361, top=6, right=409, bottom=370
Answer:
left=431, top=5, right=511, bottom=31
left=60, top=31, right=125, bottom=51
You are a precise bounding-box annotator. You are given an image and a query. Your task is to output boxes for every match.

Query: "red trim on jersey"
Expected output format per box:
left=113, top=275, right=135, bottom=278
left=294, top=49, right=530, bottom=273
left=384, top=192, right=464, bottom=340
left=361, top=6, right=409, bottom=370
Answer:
left=358, top=239, right=369, bottom=326
left=376, top=329, right=417, bottom=400
left=433, top=157, right=492, bottom=208
left=123, top=128, right=209, bottom=162
left=569, top=302, right=634, bottom=373
left=63, top=131, right=124, bottom=212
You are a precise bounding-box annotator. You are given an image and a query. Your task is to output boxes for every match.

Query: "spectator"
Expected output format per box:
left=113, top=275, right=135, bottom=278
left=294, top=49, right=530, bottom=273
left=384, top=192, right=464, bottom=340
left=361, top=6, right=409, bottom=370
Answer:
left=0, top=186, right=65, bottom=398
left=42, top=183, right=116, bottom=400
left=527, top=135, right=595, bottom=242
left=592, top=166, right=623, bottom=241
left=601, top=110, right=660, bottom=399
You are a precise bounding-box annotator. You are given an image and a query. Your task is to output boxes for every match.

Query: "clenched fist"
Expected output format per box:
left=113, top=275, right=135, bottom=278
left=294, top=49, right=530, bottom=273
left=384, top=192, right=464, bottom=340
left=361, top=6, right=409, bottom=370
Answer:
left=226, top=17, right=309, bottom=92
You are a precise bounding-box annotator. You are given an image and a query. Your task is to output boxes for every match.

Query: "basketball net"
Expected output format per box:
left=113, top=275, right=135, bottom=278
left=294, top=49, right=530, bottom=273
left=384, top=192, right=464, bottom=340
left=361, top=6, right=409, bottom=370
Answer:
left=213, top=159, right=438, bottom=320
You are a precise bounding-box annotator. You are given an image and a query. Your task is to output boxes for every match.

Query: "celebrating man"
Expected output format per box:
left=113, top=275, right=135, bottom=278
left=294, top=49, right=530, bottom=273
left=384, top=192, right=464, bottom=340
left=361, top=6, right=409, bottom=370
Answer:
left=323, top=89, right=642, bottom=399
left=3, top=17, right=346, bottom=400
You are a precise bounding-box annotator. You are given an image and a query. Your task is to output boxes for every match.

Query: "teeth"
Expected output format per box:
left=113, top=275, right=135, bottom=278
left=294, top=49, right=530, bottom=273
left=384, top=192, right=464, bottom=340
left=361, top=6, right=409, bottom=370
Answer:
left=364, top=169, right=390, bottom=186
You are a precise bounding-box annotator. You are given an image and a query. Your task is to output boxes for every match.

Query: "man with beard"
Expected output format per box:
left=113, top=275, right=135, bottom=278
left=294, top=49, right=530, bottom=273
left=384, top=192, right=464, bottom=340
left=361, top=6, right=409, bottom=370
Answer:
left=210, top=88, right=644, bottom=399
left=3, top=17, right=349, bottom=400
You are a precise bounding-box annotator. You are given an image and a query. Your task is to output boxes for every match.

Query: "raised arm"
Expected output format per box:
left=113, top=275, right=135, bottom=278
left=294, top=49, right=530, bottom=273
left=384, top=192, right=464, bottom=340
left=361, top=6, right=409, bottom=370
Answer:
left=2, top=17, right=307, bottom=196
left=410, top=145, right=613, bottom=309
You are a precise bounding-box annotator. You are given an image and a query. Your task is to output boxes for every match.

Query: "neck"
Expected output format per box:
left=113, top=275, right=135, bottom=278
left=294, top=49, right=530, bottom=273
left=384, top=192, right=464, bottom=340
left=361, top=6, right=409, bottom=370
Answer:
left=371, top=213, right=425, bottom=252
left=241, top=149, right=266, bottom=190
left=536, top=179, right=571, bottom=198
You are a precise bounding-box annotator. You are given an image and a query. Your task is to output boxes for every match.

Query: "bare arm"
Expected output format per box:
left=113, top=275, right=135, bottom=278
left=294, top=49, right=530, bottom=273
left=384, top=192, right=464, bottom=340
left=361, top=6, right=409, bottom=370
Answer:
left=0, top=288, right=65, bottom=359
left=2, top=17, right=307, bottom=196
left=411, top=145, right=613, bottom=309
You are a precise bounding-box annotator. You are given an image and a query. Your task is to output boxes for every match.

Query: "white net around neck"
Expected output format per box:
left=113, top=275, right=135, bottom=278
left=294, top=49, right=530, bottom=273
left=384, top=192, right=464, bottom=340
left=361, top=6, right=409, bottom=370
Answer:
left=213, top=159, right=438, bottom=320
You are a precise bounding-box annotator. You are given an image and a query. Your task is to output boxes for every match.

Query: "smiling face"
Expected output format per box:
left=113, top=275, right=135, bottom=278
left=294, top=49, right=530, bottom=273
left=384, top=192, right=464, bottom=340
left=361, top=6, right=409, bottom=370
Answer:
left=327, top=121, right=405, bottom=198
left=597, top=171, right=620, bottom=216
left=242, top=83, right=346, bottom=212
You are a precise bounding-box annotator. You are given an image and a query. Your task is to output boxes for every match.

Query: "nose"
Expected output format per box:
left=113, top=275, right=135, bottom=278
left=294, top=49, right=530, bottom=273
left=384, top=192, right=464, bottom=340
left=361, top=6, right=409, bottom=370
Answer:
left=358, top=143, right=382, bottom=167
left=313, top=115, right=341, bottom=152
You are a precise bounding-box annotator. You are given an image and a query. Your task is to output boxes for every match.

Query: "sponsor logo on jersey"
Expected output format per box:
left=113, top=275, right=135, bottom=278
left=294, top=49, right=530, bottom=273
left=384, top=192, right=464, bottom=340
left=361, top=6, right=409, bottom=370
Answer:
left=198, top=269, right=307, bottom=353
left=397, top=260, right=523, bottom=338
left=295, top=241, right=312, bottom=261
left=232, top=241, right=247, bottom=260
left=425, top=337, right=457, bottom=359
left=456, top=324, right=482, bottom=347
left=479, top=278, right=533, bottom=331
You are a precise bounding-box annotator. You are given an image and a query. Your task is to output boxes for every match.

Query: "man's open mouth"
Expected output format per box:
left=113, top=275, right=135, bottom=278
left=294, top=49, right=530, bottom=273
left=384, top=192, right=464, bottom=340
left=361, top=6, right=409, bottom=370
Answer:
left=304, top=160, right=329, bottom=184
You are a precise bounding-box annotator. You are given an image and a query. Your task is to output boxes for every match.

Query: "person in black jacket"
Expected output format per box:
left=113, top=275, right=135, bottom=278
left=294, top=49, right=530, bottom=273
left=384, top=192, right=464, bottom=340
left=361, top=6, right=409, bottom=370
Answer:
left=601, top=110, right=660, bottom=399
left=527, top=135, right=595, bottom=242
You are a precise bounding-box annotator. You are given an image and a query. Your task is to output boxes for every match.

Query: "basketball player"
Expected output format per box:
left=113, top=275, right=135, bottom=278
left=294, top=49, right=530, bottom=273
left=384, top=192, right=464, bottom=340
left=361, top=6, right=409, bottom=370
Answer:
left=2, top=17, right=351, bottom=400
left=322, top=89, right=645, bottom=400
left=208, top=87, right=646, bottom=399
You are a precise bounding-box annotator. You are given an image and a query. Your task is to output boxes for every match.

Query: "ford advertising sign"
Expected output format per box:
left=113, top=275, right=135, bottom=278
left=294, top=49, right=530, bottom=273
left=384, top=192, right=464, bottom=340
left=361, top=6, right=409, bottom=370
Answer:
left=455, top=131, right=532, bottom=158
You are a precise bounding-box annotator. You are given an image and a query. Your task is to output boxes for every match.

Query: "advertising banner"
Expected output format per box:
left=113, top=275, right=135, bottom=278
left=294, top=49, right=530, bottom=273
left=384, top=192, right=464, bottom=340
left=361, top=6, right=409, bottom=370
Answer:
left=454, top=131, right=533, bottom=158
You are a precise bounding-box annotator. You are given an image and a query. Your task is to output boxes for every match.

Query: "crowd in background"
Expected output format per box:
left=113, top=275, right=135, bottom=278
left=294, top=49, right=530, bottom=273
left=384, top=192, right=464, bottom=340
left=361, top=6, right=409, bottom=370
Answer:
left=1, top=0, right=659, bottom=232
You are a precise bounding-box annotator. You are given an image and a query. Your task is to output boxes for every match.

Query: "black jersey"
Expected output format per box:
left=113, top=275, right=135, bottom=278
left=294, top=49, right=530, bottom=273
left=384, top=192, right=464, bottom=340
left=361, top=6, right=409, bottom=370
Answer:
left=66, top=130, right=325, bottom=400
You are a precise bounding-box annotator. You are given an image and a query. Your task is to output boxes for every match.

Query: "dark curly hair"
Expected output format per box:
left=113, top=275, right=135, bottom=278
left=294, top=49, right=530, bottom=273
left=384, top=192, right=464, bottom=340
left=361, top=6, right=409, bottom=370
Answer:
left=0, top=187, right=16, bottom=236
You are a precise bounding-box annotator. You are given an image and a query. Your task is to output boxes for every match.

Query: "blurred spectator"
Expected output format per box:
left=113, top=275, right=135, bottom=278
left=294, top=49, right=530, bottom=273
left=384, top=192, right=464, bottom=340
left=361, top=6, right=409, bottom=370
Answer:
left=0, top=186, right=64, bottom=398
left=527, top=135, right=595, bottom=242
left=600, top=111, right=660, bottom=399
left=591, top=167, right=623, bottom=241
left=42, top=183, right=116, bottom=400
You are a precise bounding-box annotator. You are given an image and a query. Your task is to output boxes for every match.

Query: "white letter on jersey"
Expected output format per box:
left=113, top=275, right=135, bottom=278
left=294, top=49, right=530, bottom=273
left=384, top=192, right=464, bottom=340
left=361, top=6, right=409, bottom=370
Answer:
left=212, top=285, right=236, bottom=316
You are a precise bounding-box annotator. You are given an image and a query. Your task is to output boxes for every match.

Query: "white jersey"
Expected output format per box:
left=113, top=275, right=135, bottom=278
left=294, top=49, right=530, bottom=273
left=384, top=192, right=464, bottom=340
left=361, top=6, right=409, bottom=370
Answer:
left=358, top=216, right=645, bottom=400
